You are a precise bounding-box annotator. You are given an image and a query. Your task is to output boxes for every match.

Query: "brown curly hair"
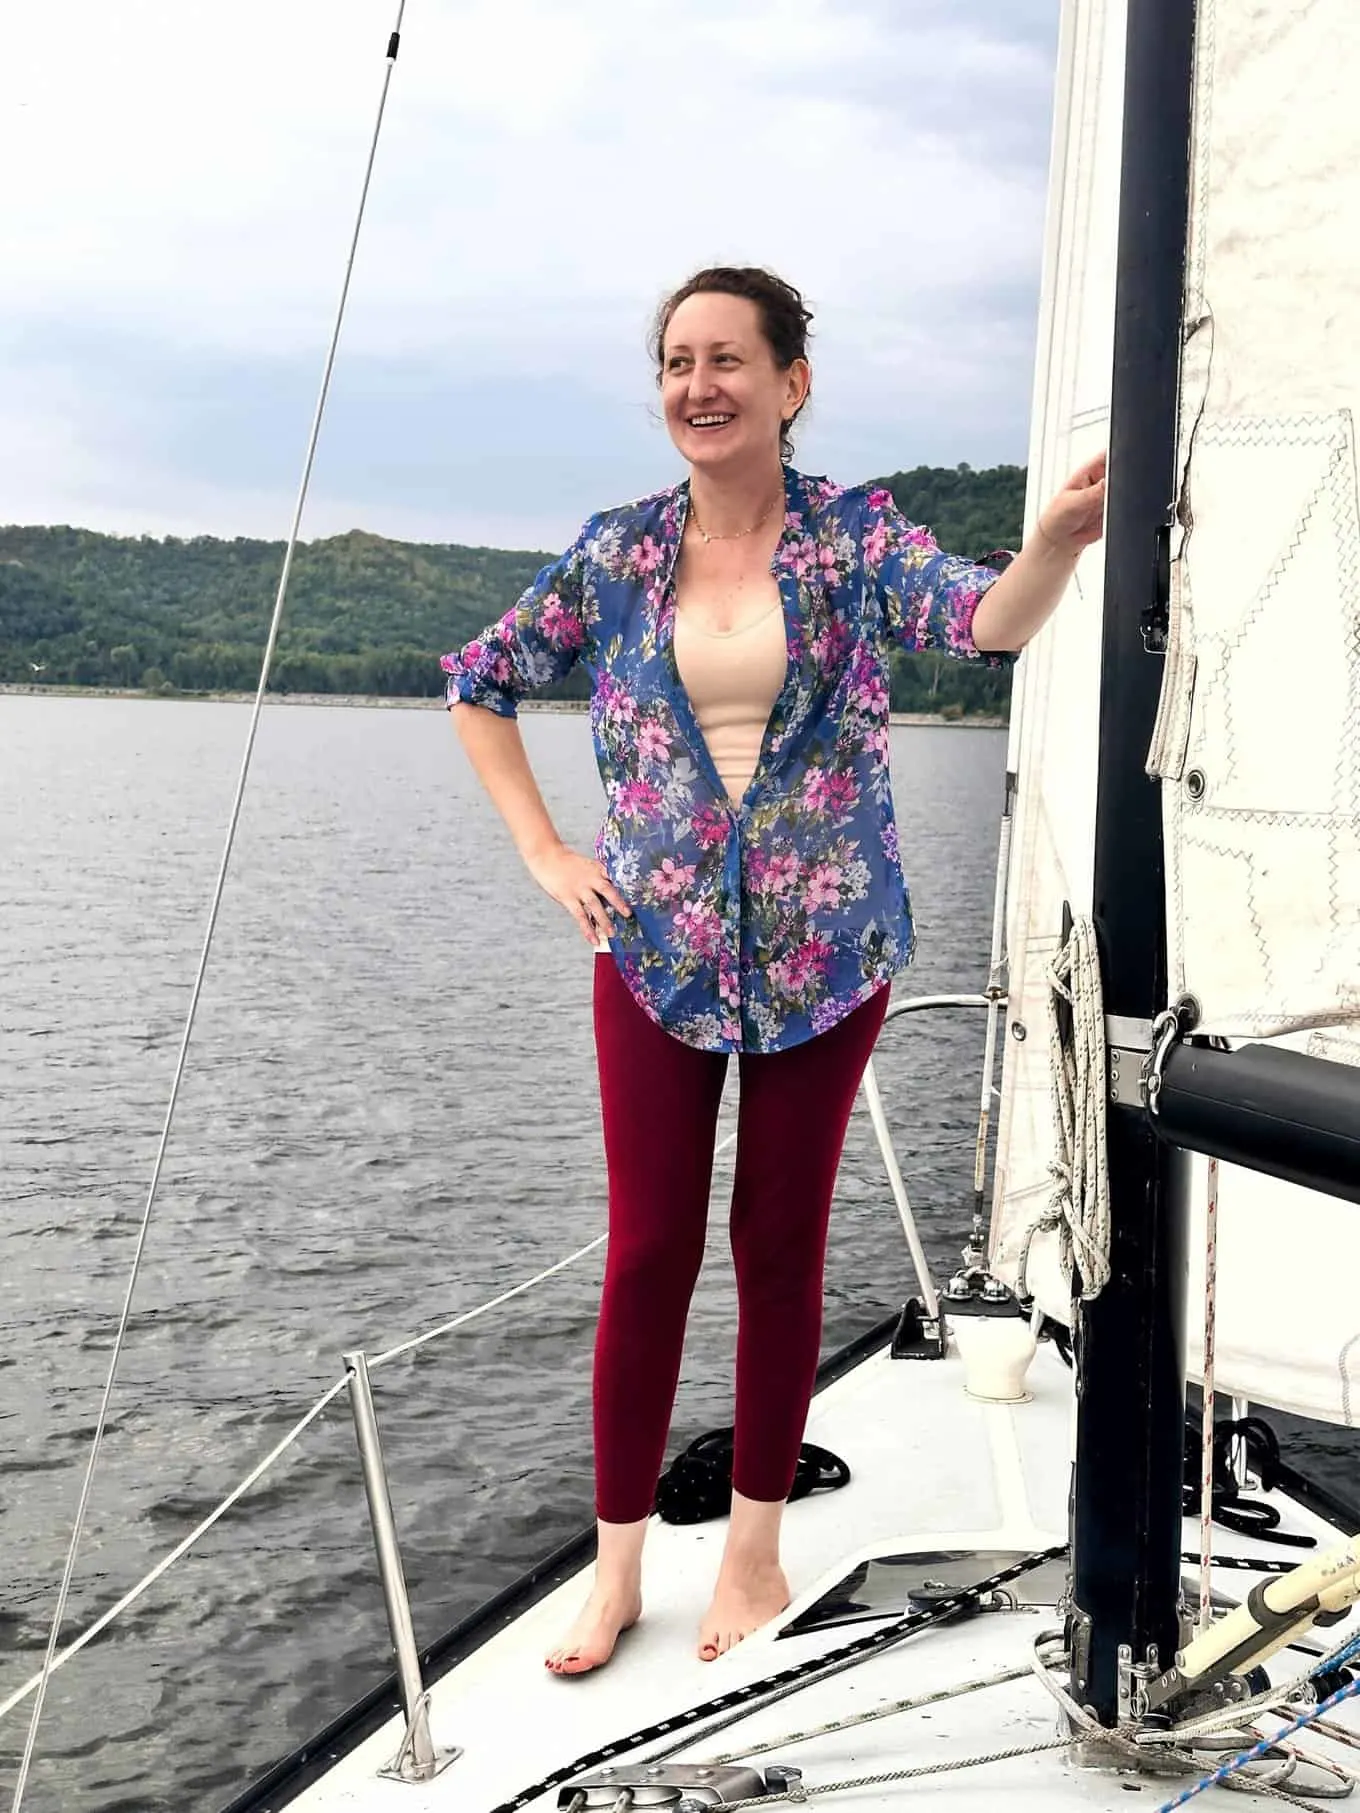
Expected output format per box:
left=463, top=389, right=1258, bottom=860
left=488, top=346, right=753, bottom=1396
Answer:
left=650, top=266, right=813, bottom=462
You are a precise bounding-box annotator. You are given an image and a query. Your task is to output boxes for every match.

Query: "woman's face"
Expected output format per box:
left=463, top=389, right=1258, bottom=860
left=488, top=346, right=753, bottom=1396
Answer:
left=660, top=291, right=809, bottom=475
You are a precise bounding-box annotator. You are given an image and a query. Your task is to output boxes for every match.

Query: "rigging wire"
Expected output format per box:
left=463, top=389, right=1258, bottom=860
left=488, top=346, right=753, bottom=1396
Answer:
left=9, top=12, right=408, bottom=1807
left=1198, top=1154, right=1221, bottom=1633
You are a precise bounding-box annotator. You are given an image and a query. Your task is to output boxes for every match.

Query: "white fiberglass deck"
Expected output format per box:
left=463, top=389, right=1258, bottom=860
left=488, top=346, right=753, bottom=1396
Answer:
left=289, top=1336, right=1360, bottom=1813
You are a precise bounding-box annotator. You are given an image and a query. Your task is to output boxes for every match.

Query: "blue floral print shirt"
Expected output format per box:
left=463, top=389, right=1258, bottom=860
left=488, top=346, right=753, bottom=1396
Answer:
left=443, top=465, right=1014, bottom=1054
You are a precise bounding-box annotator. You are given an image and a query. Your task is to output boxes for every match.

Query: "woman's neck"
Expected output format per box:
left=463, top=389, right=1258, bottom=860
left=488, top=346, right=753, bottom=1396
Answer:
left=687, top=460, right=785, bottom=540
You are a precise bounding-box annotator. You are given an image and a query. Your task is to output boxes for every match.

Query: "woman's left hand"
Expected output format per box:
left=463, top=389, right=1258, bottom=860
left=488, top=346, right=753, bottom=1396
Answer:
left=1038, top=451, right=1107, bottom=554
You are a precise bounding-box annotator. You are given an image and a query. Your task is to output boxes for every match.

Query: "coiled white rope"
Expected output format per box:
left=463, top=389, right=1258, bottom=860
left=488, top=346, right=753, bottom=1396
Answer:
left=1017, top=916, right=1111, bottom=1301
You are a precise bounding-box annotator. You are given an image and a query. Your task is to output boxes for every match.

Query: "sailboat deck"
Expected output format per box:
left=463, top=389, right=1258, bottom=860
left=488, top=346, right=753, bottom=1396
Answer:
left=285, top=1337, right=1360, bottom=1813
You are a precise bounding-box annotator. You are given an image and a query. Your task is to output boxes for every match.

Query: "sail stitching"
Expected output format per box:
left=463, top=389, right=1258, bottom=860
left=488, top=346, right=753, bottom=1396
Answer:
left=1167, top=414, right=1360, bottom=1034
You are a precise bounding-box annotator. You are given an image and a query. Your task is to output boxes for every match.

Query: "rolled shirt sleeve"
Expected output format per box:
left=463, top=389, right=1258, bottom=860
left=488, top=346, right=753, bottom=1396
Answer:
left=440, top=524, right=591, bottom=716
left=861, top=486, right=1016, bottom=665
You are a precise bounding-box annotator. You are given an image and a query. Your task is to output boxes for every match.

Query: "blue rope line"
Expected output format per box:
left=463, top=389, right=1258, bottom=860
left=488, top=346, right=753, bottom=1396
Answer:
left=1153, top=1671, right=1360, bottom=1812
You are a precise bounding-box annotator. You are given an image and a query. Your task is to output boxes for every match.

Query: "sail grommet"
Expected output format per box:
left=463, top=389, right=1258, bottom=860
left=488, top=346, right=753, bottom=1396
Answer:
left=1184, top=768, right=1207, bottom=801
left=1010, top=1020, right=1028, bottom=1042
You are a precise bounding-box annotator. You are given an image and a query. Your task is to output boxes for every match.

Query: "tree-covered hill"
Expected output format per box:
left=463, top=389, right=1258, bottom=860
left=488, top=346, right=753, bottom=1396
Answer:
left=0, top=462, right=1028, bottom=716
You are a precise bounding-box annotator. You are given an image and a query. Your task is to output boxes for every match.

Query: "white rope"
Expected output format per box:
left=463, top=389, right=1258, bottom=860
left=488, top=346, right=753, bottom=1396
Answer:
left=1018, top=916, right=1111, bottom=1300
left=8, top=21, right=408, bottom=1808
left=689, top=1738, right=1076, bottom=1810
left=1199, top=1155, right=1221, bottom=1633
left=703, top=1663, right=1031, bottom=1764
left=1248, top=1733, right=1360, bottom=1797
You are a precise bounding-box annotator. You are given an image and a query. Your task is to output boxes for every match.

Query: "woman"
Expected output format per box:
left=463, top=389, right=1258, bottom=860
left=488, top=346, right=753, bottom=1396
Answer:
left=443, top=266, right=1104, bottom=1676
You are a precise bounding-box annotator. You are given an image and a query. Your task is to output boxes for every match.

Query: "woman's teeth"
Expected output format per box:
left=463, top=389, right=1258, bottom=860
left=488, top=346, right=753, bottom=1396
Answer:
left=689, top=414, right=734, bottom=429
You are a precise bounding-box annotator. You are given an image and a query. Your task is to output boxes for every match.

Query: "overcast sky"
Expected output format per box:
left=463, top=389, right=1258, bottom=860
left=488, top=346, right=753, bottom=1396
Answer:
left=1, top=0, right=1059, bottom=552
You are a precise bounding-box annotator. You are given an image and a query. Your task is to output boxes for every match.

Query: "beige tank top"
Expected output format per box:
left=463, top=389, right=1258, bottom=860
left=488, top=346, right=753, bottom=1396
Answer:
left=673, top=599, right=788, bottom=804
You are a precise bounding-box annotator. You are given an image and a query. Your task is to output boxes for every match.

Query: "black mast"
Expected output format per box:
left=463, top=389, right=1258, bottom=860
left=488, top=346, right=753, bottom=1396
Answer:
left=1066, top=0, right=1199, bottom=1723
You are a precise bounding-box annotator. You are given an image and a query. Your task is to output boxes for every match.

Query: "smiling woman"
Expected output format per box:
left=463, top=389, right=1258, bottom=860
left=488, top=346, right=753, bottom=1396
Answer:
left=653, top=266, right=813, bottom=472
left=440, top=261, right=1104, bottom=1683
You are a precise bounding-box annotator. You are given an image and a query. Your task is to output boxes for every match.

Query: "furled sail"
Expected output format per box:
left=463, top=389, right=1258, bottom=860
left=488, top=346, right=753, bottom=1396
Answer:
left=989, top=0, right=1360, bottom=1425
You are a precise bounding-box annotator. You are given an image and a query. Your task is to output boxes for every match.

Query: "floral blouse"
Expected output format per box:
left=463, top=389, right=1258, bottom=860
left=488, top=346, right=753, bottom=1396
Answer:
left=442, top=465, right=1013, bottom=1053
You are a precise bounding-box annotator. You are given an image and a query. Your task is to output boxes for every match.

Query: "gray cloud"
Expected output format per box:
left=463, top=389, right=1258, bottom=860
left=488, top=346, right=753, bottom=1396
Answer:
left=0, top=0, right=1059, bottom=550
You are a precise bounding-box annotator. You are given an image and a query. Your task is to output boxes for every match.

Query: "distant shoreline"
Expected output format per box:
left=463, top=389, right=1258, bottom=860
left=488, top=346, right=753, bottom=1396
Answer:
left=0, top=683, right=1006, bottom=729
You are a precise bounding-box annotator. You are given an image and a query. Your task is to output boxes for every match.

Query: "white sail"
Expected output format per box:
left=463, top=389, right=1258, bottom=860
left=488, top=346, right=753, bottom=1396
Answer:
left=1155, top=2, right=1360, bottom=1040
left=990, top=0, right=1360, bottom=1426
left=987, top=0, right=1119, bottom=1329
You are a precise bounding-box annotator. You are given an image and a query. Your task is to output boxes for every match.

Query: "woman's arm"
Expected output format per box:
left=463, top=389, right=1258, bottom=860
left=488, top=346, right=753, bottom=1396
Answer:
left=451, top=702, right=560, bottom=868
left=865, top=452, right=1106, bottom=661
left=451, top=705, right=631, bottom=947
left=971, top=452, right=1106, bottom=653
left=442, top=520, right=632, bottom=947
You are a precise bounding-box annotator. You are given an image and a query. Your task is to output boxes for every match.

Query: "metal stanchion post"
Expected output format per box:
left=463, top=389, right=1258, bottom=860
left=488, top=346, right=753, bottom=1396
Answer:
left=344, top=1349, right=460, bottom=1783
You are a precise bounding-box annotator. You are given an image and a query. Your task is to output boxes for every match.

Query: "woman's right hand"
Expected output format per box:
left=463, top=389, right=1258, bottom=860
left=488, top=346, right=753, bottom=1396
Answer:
left=524, top=841, right=633, bottom=947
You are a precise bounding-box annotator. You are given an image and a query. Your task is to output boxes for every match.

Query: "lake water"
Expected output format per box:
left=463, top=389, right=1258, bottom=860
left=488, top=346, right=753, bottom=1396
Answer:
left=1, top=696, right=1348, bottom=1813
left=1, top=697, right=1012, bottom=1812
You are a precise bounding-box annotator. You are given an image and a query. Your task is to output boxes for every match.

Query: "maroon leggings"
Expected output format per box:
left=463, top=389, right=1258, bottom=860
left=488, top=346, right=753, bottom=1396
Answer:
left=591, top=955, right=889, bottom=1523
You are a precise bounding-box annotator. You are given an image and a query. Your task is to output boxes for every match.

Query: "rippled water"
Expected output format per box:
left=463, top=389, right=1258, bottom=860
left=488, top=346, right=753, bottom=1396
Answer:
left=2, top=697, right=1017, bottom=1812
left=6, top=696, right=1352, bottom=1813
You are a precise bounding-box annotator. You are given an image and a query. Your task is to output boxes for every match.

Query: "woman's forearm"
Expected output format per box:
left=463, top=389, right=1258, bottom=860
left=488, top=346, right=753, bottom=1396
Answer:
left=970, top=527, right=1082, bottom=654
left=451, top=703, right=563, bottom=863
left=971, top=451, right=1106, bottom=651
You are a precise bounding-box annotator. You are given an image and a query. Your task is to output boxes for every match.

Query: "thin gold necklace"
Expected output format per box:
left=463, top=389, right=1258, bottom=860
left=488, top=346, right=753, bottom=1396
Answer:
left=688, top=491, right=782, bottom=545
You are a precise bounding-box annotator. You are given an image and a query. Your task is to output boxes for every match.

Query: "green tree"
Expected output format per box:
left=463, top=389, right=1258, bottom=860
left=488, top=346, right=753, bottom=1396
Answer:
left=0, top=463, right=1027, bottom=718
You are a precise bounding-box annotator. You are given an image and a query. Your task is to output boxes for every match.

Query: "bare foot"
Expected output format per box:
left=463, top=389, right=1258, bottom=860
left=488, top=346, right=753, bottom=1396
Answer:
left=545, top=1585, right=642, bottom=1676
left=697, top=1561, right=790, bottom=1661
